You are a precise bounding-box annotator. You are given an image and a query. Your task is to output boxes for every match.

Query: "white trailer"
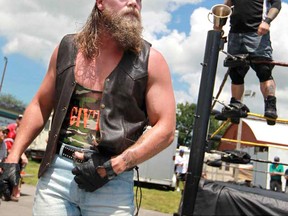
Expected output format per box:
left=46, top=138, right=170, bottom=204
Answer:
left=134, top=130, right=179, bottom=190
left=26, top=116, right=52, bottom=160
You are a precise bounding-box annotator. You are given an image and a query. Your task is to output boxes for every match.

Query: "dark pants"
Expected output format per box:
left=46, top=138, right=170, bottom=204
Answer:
left=270, top=180, right=282, bottom=192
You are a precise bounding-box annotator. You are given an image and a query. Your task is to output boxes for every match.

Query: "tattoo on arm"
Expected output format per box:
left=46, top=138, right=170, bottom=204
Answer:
left=121, top=151, right=137, bottom=170
left=120, top=135, right=146, bottom=170
left=120, top=132, right=166, bottom=170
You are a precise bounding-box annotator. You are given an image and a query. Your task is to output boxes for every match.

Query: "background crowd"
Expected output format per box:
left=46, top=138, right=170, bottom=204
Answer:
left=0, top=114, right=28, bottom=202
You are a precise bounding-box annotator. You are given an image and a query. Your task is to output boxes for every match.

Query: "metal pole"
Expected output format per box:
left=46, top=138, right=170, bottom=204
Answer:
left=180, top=30, right=222, bottom=216
left=0, top=57, right=8, bottom=93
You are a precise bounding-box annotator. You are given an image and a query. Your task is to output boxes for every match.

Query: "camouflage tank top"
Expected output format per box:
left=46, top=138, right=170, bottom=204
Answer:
left=58, top=83, right=102, bottom=149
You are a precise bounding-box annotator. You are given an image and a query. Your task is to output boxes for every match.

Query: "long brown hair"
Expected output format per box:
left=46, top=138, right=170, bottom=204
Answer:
left=75, top=4, right=102, bottom=59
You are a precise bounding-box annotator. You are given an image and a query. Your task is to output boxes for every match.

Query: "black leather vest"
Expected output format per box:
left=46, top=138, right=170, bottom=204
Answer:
left=38, top=34, right=150, bottom=177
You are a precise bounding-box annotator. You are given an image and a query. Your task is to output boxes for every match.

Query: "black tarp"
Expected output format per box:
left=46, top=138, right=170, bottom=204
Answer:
left=193, top=180, right=288, bottom=216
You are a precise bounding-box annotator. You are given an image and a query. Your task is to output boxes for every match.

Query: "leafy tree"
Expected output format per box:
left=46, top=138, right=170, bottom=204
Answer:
left=0, top=93, right=26, bottom=113
left=176, top=102, right=196, bottom=147
left=176, top=102, right=224, bottom=149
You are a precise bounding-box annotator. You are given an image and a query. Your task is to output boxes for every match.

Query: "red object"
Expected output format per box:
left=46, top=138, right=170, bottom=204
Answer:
left=5, top=123, right=17, bottom=150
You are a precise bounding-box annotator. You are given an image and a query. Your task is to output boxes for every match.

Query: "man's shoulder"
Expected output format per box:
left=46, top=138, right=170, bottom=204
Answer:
left=58, top=34, right=76, bottom=48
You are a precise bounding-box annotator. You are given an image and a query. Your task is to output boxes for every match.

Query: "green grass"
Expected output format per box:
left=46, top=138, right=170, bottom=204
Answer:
left=22, top=159, right=41, bottom=186
left=23, top=159, right=182, bottom=214
left=135, top=187, right=181, bottom=214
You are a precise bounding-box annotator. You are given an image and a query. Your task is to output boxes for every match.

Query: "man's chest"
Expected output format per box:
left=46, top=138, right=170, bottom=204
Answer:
left=74, top=53, right=122, bottom=91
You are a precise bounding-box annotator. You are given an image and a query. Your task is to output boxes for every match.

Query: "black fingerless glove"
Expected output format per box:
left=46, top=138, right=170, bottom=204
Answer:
left=71, top=152, right=111, bottom=192
left=0, top=162, right=21, bottom=187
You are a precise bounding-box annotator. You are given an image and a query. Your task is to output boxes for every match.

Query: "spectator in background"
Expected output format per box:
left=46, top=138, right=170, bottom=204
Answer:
left=6, top=115, right=23, bottom=151
left=284, top=168, right=288, bottom=193
left=6, top=115, right=28, bottom=166
left=175, top=149, right=188, bottom=192
left=5, top=115, right=28, bottom=201
left=269, top=156, right=284, bottom=192
left=0, top=126, right=10, bottom=201
left=0, top=127, right=9, bottom=163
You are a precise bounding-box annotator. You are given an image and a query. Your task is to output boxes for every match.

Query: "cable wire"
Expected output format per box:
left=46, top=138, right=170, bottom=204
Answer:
left=134, top=166, right=142, bottom=216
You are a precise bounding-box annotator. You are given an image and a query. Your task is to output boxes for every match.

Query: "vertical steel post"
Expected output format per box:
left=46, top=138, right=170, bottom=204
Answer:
left=0, top=57, right=8, bottom=93
left=180, top=30, right=222, bottom=216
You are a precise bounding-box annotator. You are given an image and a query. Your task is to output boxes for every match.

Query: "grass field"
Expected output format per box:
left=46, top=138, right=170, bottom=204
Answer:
left=23, top=159, right=182, bottom=214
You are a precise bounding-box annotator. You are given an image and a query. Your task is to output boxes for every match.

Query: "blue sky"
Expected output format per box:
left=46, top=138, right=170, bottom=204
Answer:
left=1, top=0, right=288, bottom=118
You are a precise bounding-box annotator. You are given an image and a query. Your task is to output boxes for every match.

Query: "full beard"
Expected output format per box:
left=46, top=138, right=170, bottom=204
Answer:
left=101, top=7, right=143, bottom=53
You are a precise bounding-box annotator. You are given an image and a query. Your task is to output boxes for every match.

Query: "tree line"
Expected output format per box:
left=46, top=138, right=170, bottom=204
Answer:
left=0, top=93, right=26, bottom=114
left=176, top=102, right=226, bottom=150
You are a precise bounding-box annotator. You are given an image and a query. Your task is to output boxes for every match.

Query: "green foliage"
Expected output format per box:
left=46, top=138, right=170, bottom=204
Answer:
left=176, top=102, right=224, bottom=149
left=176, top=102, right=196, bottom=146
left=0, top=93, right=26, bottom=113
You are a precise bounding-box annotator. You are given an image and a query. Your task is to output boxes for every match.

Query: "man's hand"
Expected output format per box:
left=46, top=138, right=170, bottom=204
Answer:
left=72, top=152, right=110, bottom=192
left=21, top=153, right=29, bottom=168
left=0, top=162, right=21, bottom=187
left=257, top=22, right=270, bottom=36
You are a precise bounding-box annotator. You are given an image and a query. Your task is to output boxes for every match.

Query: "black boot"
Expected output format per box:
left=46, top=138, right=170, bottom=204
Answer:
left=264, top=96, right=278, bottom=125
left=222, top=97, right=250, bottom=124
left=230, top=98, right=249, bottom=124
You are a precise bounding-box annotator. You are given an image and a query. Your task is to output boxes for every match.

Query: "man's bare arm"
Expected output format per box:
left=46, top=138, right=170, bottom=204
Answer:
left=112, top=47, right=176, bottom=174
left=5, top=46, right=59, bottom=163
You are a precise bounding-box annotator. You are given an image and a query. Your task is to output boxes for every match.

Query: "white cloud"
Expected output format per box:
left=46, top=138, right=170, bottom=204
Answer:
left=0, top=0, right=202, bottom=61
left=0, top=0, right=94, bottom=63
left=142, top=0, right=203, bottom=12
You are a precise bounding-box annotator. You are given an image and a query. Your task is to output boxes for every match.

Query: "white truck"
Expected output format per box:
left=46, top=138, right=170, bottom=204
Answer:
left=134, top=130, right=179, bottom=190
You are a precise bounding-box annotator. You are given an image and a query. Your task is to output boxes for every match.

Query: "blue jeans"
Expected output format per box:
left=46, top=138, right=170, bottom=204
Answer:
left=228, top=32, right=273, bottom=59
left=33, top=155, right=134, bottom=216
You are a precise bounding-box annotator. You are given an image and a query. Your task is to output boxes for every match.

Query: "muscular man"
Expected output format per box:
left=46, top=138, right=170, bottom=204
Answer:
left=1, top=0, right=176, bottom=215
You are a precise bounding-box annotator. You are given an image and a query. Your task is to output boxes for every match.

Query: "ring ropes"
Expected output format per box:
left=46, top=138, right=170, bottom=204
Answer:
left=210, top=56, right=288, bottom=150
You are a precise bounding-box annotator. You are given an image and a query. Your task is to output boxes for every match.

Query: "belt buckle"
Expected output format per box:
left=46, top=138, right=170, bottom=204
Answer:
left=58, top=143, right=66, bottom=158
left=59, top=143, right=84, bottom=163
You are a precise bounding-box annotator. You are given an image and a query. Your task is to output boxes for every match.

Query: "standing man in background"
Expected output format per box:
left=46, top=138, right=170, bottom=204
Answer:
left=0, top=126, right=9, bottom=202
left=175, top=149, right=188, bottom=192
left=1, top=0, right=176, bottom=215
left=5, top=115, right=23, bottom=151
left=0, top=127, right=9, bottom=162
left=223, top=0, right=281, bottom=125
left=5, top=114, right=28, bottom=201
left=269, top=156, right=284, bottom=192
